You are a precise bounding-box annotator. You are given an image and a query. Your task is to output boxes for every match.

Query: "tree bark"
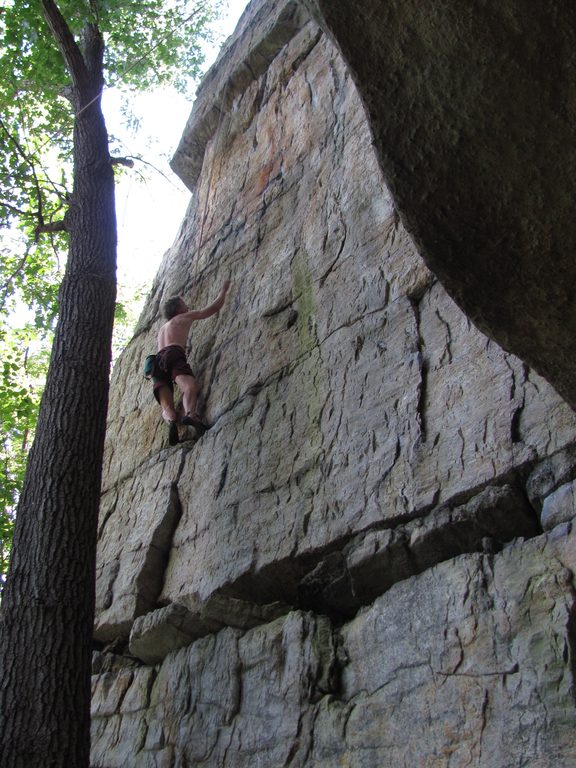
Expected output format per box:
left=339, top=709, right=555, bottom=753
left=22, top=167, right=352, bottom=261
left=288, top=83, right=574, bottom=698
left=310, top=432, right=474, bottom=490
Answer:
left=0, top=12, right=116, bottom=768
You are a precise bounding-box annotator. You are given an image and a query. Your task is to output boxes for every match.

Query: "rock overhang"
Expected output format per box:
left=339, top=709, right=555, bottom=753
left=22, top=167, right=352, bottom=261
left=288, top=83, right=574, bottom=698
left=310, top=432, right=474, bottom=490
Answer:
left=171, top=0, right=311, bottom=191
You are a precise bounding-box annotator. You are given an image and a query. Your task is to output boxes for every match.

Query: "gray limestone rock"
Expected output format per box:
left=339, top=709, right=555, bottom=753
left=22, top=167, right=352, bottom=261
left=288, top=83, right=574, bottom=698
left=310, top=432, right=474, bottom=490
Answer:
left=129, top=597, right=290, bottom=665
left=541, top=481, right=576, bottom=531
left=303, top=0, right=576, bottom=412
left=526, top=443, right=576, bottom=512
left=92, top=612, right=337, bottom=767
left=92, top=1, right=576, bottom=765
left=313, top=527, right=576, bottom=768
left=91, top=528, right=576, bottom=767
left=95, top=453, right=183, bottom=642
left=298, top=482, right=538, bottom=619
left=129, top=604, right=217, bottom=665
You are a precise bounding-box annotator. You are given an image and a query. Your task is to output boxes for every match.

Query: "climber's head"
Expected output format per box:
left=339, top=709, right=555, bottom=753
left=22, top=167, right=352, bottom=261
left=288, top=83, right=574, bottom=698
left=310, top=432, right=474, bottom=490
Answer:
left=163, top=296, right=188, bottom=319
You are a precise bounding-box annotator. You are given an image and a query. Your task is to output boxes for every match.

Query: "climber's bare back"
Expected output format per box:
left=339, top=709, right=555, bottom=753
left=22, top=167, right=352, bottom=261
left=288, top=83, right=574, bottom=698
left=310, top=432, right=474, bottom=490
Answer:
left=157, top=283, right=230, bottom=352
left=157, top=310, right=196, bottom=350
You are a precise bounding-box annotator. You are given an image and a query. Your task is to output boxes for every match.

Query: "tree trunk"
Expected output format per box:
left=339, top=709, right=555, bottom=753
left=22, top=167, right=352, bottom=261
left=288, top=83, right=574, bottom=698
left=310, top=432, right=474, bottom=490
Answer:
left=0, top=15, right=116, bottom=768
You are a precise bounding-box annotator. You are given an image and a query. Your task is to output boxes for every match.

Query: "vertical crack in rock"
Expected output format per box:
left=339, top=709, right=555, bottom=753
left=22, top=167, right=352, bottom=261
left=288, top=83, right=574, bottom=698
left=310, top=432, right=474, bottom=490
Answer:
left=197, top=347, right=222, bottom=416
left=435, top=307, right=453, bottom=366
left=97, top=491, right=118, bottom=540
left=319, top=193, right=348, bottom=286
left=409, top=295, right=428, bottom=443
left=99, top=560, right=120, bottom=613
left=509, top=363, right=529, bottom=445
left=215, top=459, right=230, bottom=498
left=134, top=480, right=183, bottom=618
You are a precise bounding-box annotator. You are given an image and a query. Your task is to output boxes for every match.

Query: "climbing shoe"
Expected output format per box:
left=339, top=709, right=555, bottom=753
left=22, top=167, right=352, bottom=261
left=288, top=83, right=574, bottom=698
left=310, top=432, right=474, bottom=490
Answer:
left=181, top=414, right=209, bottom=433
left=168, top=420, right=179, bottom=446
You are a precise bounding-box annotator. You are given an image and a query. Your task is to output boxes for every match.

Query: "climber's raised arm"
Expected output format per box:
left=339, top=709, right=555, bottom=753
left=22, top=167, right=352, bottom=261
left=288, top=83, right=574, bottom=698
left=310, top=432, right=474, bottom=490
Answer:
left=183, top=279, right=230, bottom=320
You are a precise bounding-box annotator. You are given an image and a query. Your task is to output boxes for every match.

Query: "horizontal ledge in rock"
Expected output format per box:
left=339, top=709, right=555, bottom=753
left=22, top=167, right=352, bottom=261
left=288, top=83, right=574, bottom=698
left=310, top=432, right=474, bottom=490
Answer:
left=300, top=482, right=540, bottom=620
left=111, top=473, right=548, bottom=655
left=526, top=442, right=576, bottom=512
left=211, top=482, right=540, bottom=625
left=129, top=595, right=290, bottom=665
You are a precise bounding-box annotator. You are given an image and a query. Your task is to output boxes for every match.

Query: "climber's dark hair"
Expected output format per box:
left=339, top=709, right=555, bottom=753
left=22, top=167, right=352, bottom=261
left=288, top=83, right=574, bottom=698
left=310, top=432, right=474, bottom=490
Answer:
left=163, top=297, right=184, bottom=320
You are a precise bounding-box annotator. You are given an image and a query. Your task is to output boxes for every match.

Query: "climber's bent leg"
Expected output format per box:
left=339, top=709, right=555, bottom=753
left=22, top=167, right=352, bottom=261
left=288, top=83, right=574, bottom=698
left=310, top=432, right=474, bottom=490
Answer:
left=176, top=374, right=209, bottom=431
left=155, top=383, right=178, bottom=423
left=175, top=373, right=199, bottom=419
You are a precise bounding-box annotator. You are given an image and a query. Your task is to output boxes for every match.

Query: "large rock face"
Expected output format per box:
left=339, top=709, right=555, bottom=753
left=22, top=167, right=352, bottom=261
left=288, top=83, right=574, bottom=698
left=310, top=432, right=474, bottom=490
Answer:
left=92, top=2, right=576, bottom=765
left=303, top=0, right=576, bottom=412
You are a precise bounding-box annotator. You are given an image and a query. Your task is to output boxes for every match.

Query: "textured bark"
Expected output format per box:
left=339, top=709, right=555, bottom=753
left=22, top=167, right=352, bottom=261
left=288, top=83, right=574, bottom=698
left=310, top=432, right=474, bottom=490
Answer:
left=0, top=10, right=116, bottom=768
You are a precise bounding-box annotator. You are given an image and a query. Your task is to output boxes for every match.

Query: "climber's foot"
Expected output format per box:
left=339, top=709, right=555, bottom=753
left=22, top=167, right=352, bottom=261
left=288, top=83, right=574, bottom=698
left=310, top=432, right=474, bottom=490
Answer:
left=181, top=414, right=210, bottom=433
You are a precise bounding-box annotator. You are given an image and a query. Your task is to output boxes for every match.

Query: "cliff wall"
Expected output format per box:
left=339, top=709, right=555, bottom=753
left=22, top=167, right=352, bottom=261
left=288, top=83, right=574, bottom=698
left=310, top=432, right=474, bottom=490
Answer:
left=91, top=2, right=576, bottom=765
left=302, top=0, right=576, bottom=412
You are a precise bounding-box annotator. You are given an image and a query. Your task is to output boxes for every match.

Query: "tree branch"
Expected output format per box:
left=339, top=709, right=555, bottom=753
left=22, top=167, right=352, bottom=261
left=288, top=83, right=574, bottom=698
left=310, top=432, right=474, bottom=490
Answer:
left=110, top=156, right=135, bottom=169
left=0, top=251, right=29, bottom=300
left=41, top=0, right=89, bottom=94
left=35, top=220, right=68, bottom=239
left=0, top=117, right=47, bottom=231
left=129, top=155, right=182, bottom=189
left=0, top=201, right=33, bottom=219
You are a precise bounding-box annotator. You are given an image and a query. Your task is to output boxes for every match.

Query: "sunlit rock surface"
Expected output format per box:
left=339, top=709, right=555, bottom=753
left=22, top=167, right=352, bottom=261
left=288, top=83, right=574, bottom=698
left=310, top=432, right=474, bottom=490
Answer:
left=92, top=1, right=576, bottom=765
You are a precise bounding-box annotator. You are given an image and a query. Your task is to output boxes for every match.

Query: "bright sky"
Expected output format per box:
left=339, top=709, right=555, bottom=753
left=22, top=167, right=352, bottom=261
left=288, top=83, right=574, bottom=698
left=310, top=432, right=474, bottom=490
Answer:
left=4, top=2, right=249, bottom=332
left=108, top=0, right=249, bottom=296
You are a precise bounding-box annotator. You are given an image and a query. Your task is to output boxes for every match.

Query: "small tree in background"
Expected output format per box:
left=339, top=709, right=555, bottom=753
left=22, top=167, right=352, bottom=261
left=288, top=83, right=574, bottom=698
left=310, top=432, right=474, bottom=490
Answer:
left=0, top=2, right=220, bottom=765
left=0, top=325, right=50, bottom=586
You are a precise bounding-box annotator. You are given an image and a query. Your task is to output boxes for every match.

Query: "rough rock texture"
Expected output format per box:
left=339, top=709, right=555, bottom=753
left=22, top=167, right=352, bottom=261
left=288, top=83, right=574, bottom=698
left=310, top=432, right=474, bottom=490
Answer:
left=92, top=527, right=576, bottom=767
left=303, top=0, right=576, bottom=412
left=92, top=1, right=576, bottom=766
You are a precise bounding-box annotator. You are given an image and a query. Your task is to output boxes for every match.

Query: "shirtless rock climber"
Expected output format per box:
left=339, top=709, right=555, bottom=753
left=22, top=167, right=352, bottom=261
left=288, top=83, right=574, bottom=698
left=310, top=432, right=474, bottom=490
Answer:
left=152, top=280, right=230, bottom=445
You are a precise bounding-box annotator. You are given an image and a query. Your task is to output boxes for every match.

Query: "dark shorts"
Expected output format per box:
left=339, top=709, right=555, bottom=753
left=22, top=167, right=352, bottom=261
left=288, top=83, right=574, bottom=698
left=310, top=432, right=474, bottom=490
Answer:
left=152, top=345, right=195, bottom=403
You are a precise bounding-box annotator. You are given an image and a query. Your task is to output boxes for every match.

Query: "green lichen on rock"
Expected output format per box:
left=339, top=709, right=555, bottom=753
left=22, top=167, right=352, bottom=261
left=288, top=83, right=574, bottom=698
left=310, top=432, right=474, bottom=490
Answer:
left=291, top=247, right=318, bottom=354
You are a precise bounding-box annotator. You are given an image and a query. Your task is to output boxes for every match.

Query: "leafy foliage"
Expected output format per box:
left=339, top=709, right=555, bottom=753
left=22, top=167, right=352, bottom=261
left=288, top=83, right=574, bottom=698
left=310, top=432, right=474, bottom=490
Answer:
left=113, top=281, right=148, bottom=362
left=0, top=0, right=221, bottom=270
left=0, top=321, right=50, bottom=586
left=0, top=286, right=144, bottom=587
